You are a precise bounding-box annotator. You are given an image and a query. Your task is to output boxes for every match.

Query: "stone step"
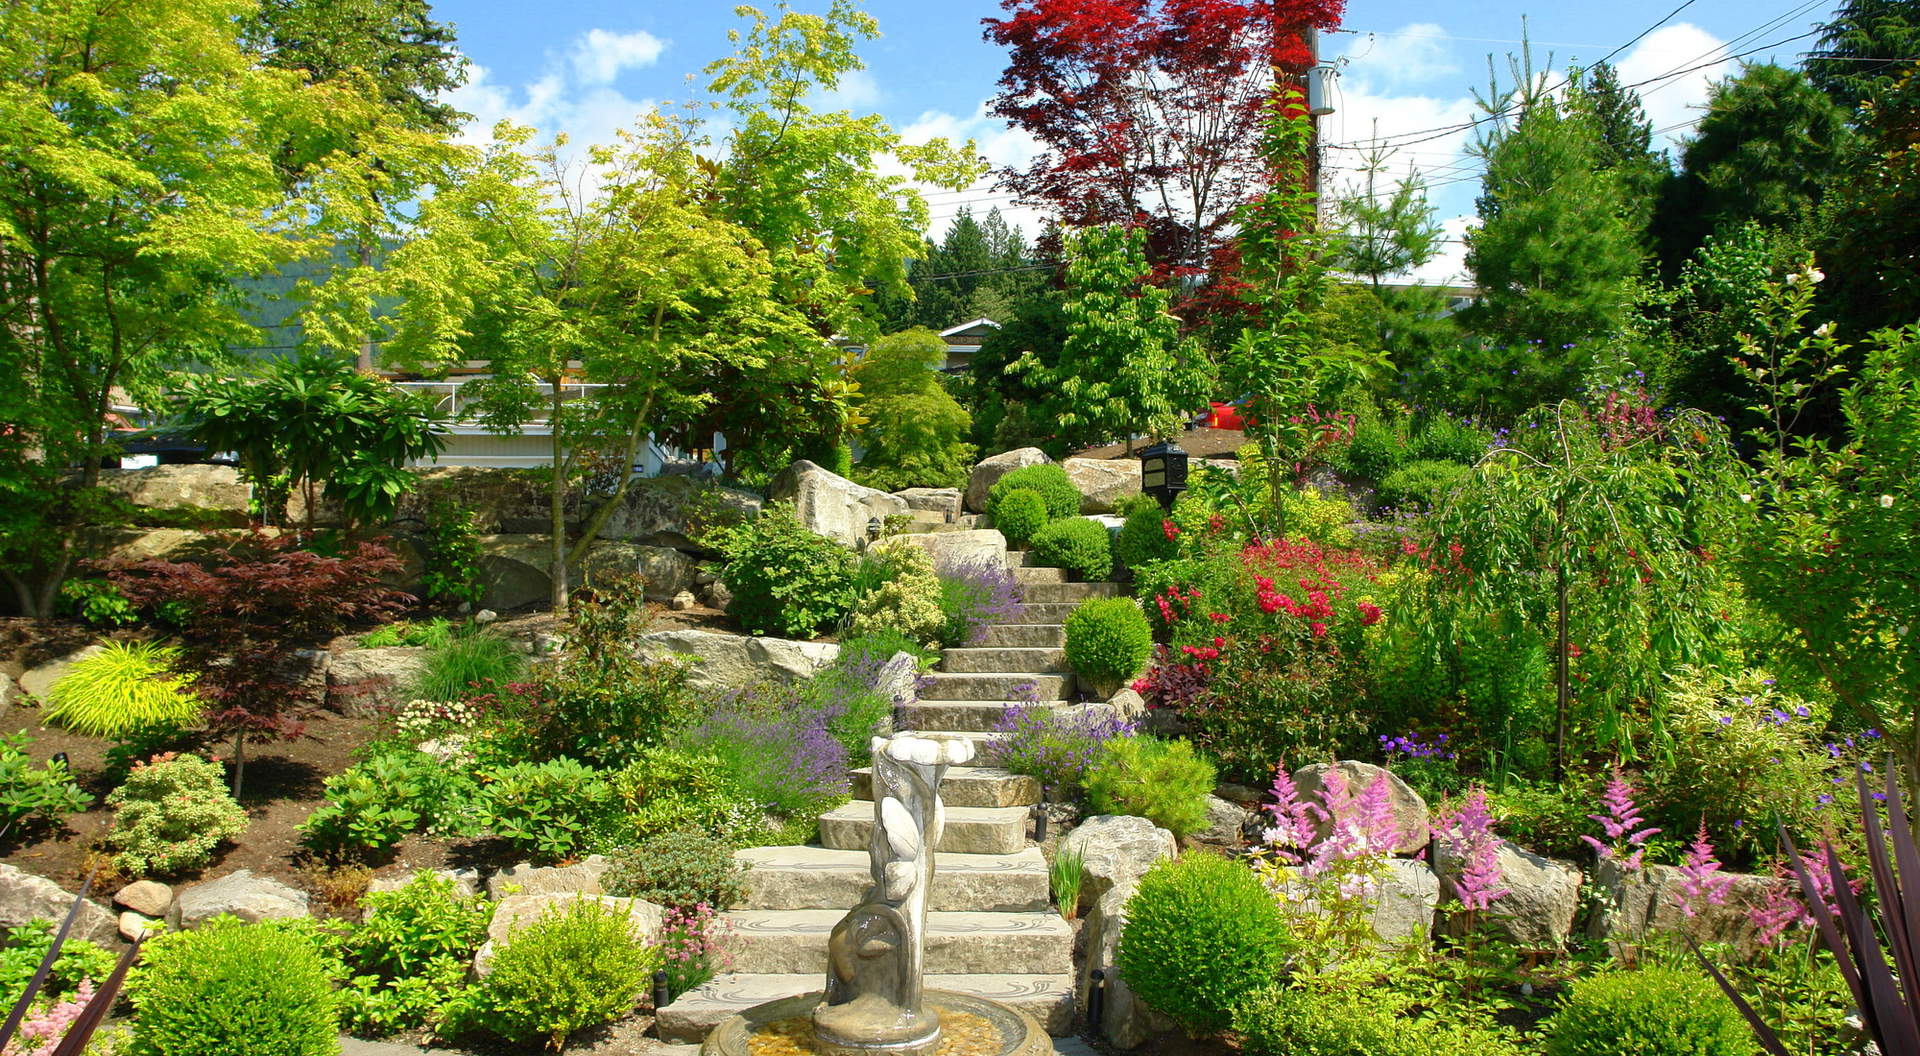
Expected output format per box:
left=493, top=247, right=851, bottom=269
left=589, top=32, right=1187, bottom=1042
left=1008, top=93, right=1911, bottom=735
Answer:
left=918, top=672, right=1069, bottom=701
left=819, top=801, right=1029, bottom=855
left=1004, top=603, right=1082, bottom=624
left=941, top=647, right=1067, bottom=674
left=1021, top=581, right=1123, bottom=604
left=1013, top=565, right=1067, bottom=585
left=734, top=845, right=1048, bottom=912
left=656, top=972, right=1076, bottom=1042
left=719, top=910, right=1074, bottom=975
left=1004, top=550, right=1031, bottom=568
left=851, top=765, right=1038, bottom=807
left=977, top=624, right=1066, bottom=649
left=901, top=701, right=1034, bottom=733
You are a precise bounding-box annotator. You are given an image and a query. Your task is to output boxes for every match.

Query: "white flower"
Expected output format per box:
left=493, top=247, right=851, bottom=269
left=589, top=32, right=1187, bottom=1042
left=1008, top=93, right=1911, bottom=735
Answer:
left=1809, top=268, right=1826, bottom=284
left=1816, top=322, right=1834, bottom=338
left=1881, top=494, right=1896, bottom=508
left=1739, top=493, right=1753, bottom=504
left=1786, top=273, right=1801, bottom=285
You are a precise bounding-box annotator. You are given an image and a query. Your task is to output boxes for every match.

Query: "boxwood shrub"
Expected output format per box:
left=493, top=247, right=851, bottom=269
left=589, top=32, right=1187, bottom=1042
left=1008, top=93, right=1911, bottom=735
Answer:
left=1028, top=517, right=1112, bottom=581
left=986, top=463, right=1081, bottom=521
left=1064, top=596, right=1152, bottom=695
left=1116, top=852, right=1291, bottom=1034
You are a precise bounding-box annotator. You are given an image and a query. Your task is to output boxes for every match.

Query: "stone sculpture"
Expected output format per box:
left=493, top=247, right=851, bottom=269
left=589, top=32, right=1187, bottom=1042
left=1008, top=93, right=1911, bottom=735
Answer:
left=812, top=734, right=975, bottom=1056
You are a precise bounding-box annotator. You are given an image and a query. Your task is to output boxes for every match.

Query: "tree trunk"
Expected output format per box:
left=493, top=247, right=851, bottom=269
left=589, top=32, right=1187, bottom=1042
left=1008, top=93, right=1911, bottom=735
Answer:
left=357, top=241, right=378, bottom=372
left=230, top=733, right=248, bottom=798
left=549, top=381, right=570, bottom=616
left=1554, top=548, right=1570, bottom=782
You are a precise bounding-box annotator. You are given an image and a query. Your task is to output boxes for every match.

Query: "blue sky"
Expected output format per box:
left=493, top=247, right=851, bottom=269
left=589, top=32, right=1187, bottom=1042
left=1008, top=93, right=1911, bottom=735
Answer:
left=436, top=0, right=1837, bottom=281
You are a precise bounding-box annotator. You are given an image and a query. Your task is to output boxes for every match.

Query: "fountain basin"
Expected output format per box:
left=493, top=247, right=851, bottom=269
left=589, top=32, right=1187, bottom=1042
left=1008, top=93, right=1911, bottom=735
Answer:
left=701, top=990, right=1051, bottom=1056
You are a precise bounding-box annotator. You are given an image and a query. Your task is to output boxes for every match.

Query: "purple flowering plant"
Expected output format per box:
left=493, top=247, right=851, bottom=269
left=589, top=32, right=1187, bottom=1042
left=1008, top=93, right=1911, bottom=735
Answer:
left=980, top=691, right=1136, bottom=801
left=934, top=558, right=1025, bottom=647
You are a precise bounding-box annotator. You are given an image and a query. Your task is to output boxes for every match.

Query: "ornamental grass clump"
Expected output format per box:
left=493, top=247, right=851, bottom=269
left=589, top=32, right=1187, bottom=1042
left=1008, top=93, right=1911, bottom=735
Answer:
left=105, top=753, right=247, bottom=877
left=1116, top=852, right=1291, bottom=1035
left=42, top=641, right=203, bottom=739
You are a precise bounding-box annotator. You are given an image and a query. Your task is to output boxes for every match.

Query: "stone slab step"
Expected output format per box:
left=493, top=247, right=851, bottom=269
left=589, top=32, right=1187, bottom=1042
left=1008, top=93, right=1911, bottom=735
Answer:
left=900, top=700, right=1031, bottom=733
left=1013, top=565, right=1067, bottom=585
left=734, top=845, right=1048, bottom=912
left=851, top=765, right=1038, bottom=807
left=819, top=801, right=1029, bottom=855
left=1004, top=550, right=1031, bottom=568
left=656, top=972, right=1076, bottom=1042
left=719, top=910, right=1073, bottom=975
left=1004, top=603, right=1082, bottom=624
left=977, top=624, right=1066, bottom=649
left=918, top=672, right=1069, bottom=701
left=1021, top=581, right=1123, bottom=604
left=941, top=647, right=1067, bottom=674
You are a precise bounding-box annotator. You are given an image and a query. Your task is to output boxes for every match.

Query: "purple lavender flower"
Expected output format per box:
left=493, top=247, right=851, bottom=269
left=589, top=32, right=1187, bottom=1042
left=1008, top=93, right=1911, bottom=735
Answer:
left=979, top=701, right=1135, bottom=798
left=1674, top=821, right=1733, bottom=918
left=1581, top=770, right=1660, bottom=871
left=935, top=558, right=1025, bottom=647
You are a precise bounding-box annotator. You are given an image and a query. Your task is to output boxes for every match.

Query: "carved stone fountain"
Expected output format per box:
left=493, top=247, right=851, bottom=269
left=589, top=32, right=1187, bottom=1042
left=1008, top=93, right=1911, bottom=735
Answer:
left=701, top=734, right=1049, bottom=1056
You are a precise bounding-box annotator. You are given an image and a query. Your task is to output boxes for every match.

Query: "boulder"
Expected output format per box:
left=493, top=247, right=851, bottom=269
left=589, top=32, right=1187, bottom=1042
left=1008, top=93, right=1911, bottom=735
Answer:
left=768, top=460, right=910, bottom=548
left=636, top=630, right=838, bottom=692
left=1060, top=815, right=1176, bottom=910
left=592, top=475, right=764, bottom=554
left=964, top=448, right=1050, bottom=513
left=1062, top=458, right=1144, bottom=514
left=1078, top=881, right=1176, bottom=1049
left=581, top=541, right=697, bottom=601
left=113, top=880, right=174, bottom=918
left=118, top=910, right=160, bottom=942
left=703, top=581, right=734, bottom=610
left=895, top=529, right=1009, bottom=572
left=1291, top=761, right=1430, bottom=855
left=171, top=870, right=309, bottom=928
left=473, top=535, right=695, bottom=609
left=97, top=528, right=214, bottom=564
left=485, top=856, right=611, bottom=901
left=0, top=865, right=117, bottom=945
left=1192, top=796, right=1252, bottom=850
left=326, top=646, right=430, bottom=714
left=369, top=867, right=482, bottom=898
left=274, top=647, right=330, bottom=695
left=872, top=651, right=922, bottom=708
left=19, top=645, right=105, bottom=701
left=0, top=672, right=12, bottom=707
left=474, top=892, right=664, bottom=976
left=96, top=465, right=251, bottom=514
left=1587, top=858, right=1781, bottom=960
left=669, top=590, right=697, bottom=611
left=1372, top=859, right=1441, bottom=947
left=893, top=488, right=963, bottom=518
left=1435, top=838, right=1583, bottom=949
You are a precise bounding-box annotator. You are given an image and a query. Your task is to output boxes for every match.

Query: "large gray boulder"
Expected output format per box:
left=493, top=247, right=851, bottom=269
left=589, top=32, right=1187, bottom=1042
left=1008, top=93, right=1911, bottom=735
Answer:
left=895, top=528, right=1009, bottom=572
left=19, top=645, right=105, bottom=701
left=0, top=865, right=118, bottom=945
left=1192, top=795, right=1253, bottom=850
left=582, top=541, right=697, bottom=600
left=964, top=448, right=1050, bottom=513
left=1079, top=881, right=1176, bottom=1049
left=636, top=630, right=838, bottom=691
left=474, top=892, right=664, bottom=976
left=1292, top=761, right=1431, bottom=855
left=1062, top=458, right=1143, bottom=514
left=1060, top=815, right=1176, bottom=912
left=893, top=488, right=963, bottom=518
left=96, top=465, right=251, bottom=514
left=594, top=475, right=765, bottom=554
left=1372, top=858, right=1441, bottom=947
left=768, top=460, right=909, bottom=548
left=172, top=870, right=309, bottom=928
left=326, top=645, right=430, bottom=714
left=1435, top=838, right=1583, bottom=948
left=473, top=536, right=695, bottom=609
left=485, top=856, right=611, bottom=900
left=1587, top=858, right=1781, bottom=959
left=368, top=867, right=481, bottom=898
left=95, top=528, right=214, bottom=564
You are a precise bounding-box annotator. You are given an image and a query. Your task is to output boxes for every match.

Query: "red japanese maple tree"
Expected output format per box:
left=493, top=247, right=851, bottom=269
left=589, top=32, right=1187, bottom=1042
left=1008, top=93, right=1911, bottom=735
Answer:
left=984, top=0, right=1346, bottom=286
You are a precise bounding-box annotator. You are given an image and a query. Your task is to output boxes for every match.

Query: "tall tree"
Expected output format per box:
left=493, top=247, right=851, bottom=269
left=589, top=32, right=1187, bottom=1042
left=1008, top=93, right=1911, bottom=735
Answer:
left=244, top=0, right=468, bottom=134
left=852, top=329, right=976, bottom=490
left=983, top=0, right=1347, bottom=283
left=1822, top=69, right=1920, bottom=333
left=1568, top=62, right=1668, bottom=251
left=1806, top=0, right=1920, bottom=112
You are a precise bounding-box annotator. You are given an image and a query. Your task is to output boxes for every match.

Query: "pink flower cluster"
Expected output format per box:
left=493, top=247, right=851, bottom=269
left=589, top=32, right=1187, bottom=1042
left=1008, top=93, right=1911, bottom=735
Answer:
left=1265, top=764, right=1407, bottom=898
left=4, top=980, right=93, bottom=1056
left=660, top=903, right=734, bottom=971
left=1750, top=845, right=1855, bottom=947
left=1437, top=787, right=1509, bottom=912
left=1673, top=822, right=1734, bottom=918
left=1581, top=771, right=1660, bottom=870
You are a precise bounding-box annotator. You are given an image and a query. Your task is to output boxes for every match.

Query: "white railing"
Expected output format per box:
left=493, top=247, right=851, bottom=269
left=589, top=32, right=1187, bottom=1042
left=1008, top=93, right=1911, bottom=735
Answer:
left=391, top=378, right=609, bottom=424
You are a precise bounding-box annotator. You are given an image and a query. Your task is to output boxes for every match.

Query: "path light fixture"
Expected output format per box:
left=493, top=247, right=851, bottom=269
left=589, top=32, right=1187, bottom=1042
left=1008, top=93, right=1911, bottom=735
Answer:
left=866, top=516, right=883, bottom=542
left=1139, top=440, right=1189, bottom=510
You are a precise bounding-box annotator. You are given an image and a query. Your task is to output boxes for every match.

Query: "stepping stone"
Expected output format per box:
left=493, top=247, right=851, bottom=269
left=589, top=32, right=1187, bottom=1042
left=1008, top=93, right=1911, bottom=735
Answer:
left=941, top=647, right=1067, bottom=674
left=1004, top=603, right=1083, bottom=624
left=1021, top=581, right=1123, bottom=604
left=720, top=910, right=1073, bottom=975
left=976, top=624, right=1067, bottom=649
left=657, top=972, right=1076, bottom=1041
left=818, top=801, right=1030, bottom=855
left=734, top=845, right=1048, bottom=912
left=850, top=765, right=1039, bottom=808
left=1013, top=565, right=1067, bottom=584
left=919, top=672, right=1069, bottom=701
left=901, top=700, right=1046, bottom=733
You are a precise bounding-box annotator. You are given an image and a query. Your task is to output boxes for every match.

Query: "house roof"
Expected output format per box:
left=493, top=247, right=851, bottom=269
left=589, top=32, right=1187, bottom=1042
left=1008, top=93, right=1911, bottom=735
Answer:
left=938, top=318, right=1002, bottom=342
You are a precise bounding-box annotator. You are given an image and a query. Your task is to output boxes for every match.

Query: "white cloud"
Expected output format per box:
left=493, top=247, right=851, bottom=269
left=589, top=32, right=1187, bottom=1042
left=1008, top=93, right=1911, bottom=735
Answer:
left=570, top=29, right=667, bottom=86
left=1344, top=23, right=1459, bottom=87
left=816, top=70, right=882, bottom=112
left=1614, top=23, right=1733, bottom=151
left=897, top=102, right=1048, bottom=241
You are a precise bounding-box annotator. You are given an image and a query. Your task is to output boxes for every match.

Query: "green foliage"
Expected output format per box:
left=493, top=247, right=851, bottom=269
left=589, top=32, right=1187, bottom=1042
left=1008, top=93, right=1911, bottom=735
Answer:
left=845, top=537, right=946, bottom=647
left=473, top=758, right=614, bottom=863
left=1234, top=985, right=1522, bottom=1056
left=1050, top=845, right=1085, bottom=919
left=1028, top=517, right=1112, bottom=581
left=106, top=753, right=248, bottom=876
left=361, top=618, right=454, bottom=649
left=336, top=872, right=490, bottom=1036
left=1407, top=416, right=1493, bottom=465
left=0, top=732, right=92, bottom=831
left=1112, top=497, right=1176, bottom=571
left=1085, top=736, right=1215, bottom=840
left=852, top=329, right=976, bottom=490
left=987, top=464, right=1082, bottom=521
left=1064, top=597, right=1153, bottom=695
left=1339, top=416, right=1410, bottom=481
left=720, top=504, right=857, bottom=638
left=1117, top=852, right=1292, bottom=1034
left=992, top=488, right=1050, bottom=546
left=43, top=642, right=203, bottom=739
left=443, top=898, right=659, bottom=1052
left=409, top=632, right=523, bottom=702
left=130, top=919, right=342, bottom=1056
left=607, top=748, right=765, bottom=845
left=1376, top=460, right=1470, bottom=512
left=421, top=497, right=486, bottom=607
left=302, top=750, right=476, bottom=858
left=1542, top=967, right=1751, bottom=1056
left=0, top=920, right=119, bottom=1000
left=59, top=579, right=140, bottom=627
left=602, top=830, right=747, bottom=910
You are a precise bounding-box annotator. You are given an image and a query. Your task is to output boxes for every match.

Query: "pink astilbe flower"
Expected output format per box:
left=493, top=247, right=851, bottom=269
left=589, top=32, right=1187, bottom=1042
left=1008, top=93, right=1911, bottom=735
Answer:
left=1674, top=821, right=1734, bottom=918
left=1263, top=762, right=1317, bottom=863
left=1749, top=845, right=1856, bottom=947
left=1438, top=786, right=1509, bottom=912
left=1304, top=769, right=1404, bottom=898
left=4, top=980, right=93, bottom=1056
left=1581, top=770, right=1660, bottom=870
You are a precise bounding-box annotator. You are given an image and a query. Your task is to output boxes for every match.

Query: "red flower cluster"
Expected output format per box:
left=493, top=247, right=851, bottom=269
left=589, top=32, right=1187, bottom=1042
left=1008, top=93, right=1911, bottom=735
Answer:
left=1162, top=519, right=1180, bottom=542
left=1155, top=585, right=1204, bottom=626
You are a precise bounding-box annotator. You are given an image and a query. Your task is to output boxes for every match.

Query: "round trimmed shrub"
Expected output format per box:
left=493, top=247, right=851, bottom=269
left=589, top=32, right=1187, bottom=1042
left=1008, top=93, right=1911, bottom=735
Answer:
left=1376, top=459, right=1470, bottom=511
left=992, top=488, right=1049, bottom=545
left=1064, top=596, right=1151, bottom=696
left=446, top=898, right=660, bottom=1051
left=1112, top=498, right=1176, bottom=571
left=986, top=463, right=1081, bottom=521
left=106, top=752, right=248, bottom=877
left=1116, top=851, right=1291, bottom=1034
left=1086, top=735, right=1214, bottom=839
left=603, top=830, right=747, bottom=910
left=720, top=503, right=858, bottom=638
left=130, top=920, right=340, bottom=1056
left=1028, top=517, right=1112, bottom=581
left=1542, top=967, right=1751, bottom=1056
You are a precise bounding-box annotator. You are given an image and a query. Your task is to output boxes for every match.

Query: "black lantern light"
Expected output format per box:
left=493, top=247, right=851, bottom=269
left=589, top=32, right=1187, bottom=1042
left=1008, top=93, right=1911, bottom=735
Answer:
left=1139, top=440, right=1190, bottom=509
left=866, top=516, right=883, bottom=542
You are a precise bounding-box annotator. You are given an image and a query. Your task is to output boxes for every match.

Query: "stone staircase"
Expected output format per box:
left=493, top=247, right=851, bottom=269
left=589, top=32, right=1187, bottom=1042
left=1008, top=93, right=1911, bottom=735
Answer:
left=655, top=549, right=1122, bottom=1045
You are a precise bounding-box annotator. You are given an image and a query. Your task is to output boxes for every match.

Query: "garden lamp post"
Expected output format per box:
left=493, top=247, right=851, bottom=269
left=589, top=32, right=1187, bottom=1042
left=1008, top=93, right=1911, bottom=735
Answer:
left=1139, top=441, right=1189, bottom=510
